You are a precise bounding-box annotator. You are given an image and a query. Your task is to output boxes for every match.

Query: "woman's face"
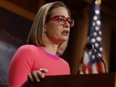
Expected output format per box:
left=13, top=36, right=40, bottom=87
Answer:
left=45, top=7, right=70, bottom=44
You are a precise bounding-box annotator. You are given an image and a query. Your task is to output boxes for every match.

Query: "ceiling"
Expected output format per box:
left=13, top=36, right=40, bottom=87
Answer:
left=0, top=0, right=115, bottom=23
left=0, top=0, right=114, bottom=29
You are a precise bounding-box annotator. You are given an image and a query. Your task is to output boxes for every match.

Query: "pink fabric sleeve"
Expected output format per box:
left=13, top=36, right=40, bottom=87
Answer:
left=8, top=46, right=33, bottom=87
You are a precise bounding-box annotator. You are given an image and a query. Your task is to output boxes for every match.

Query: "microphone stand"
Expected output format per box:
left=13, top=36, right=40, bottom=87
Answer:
left=87, top=43, right=107, bottom=73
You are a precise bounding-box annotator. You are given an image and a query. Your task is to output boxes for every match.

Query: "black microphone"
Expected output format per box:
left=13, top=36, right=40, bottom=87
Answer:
left=86, top=43, right=93, bottom=50
left=86, top=43, right=107, bottom=73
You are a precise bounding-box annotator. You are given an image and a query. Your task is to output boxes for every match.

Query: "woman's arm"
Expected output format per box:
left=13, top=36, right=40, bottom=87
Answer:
left=8, top=46, right=33, bottom=87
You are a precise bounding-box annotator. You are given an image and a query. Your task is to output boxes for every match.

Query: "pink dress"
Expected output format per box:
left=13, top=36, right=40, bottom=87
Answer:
left=8, top=45, right=70, bottom=87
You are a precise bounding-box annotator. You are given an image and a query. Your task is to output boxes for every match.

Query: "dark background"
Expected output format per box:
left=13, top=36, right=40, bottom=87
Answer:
left=0, top=0, right=116, bottom=85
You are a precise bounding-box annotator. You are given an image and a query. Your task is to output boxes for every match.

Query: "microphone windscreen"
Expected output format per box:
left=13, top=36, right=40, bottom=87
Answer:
left=87, top=43, right=93, bottom=49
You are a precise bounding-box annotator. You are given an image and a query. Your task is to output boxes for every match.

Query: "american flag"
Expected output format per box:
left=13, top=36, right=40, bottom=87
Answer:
left=79, top=0, right=105, bottom=74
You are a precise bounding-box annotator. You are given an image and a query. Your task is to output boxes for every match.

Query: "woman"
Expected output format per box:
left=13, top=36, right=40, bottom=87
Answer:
left=8, top=1, right=74, bottom=87
left=56, top=39, right=69, bottom=56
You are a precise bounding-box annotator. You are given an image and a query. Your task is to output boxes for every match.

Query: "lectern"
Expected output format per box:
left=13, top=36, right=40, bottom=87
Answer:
left=28, top=73, right=116, bottom=87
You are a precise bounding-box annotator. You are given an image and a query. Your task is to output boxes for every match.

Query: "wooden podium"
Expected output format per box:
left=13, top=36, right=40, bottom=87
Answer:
left=28, top=73, right=116, bottom=87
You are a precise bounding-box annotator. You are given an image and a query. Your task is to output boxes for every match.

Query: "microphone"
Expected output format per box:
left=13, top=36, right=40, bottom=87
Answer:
left=86, top=43, right=107, bottom=73
left=86, top=43, right=93, bottom=50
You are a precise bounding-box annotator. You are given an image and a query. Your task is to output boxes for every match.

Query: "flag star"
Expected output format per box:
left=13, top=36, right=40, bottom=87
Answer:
left=95, top=10, right=100, bottom=14
left=95, top=26, right=100, bottom=31
left=88, top=51, right=92, bottom=55
left=94, top=49, right=97, bottom=52
left=92, top=55, right=95, bottom=59
left=96, top=20, right=101, bottom=25
left=91, top=38, right=96, bottom=43
left=93, top=32, right=97, bottom=36
left=99, top=31, right=102, bottom=35
left=98, top=53, right=102, bottom=57
left=95, top=43, right=99, bottom=47
left=95, top=0, right=98, bottom=4
left=92, top=22, right=96, bottom=26
left=93, top=16, right=98, bottom=21
left=99, top=47, right=103, bottom=52
left=96, top=37, right=102, bottom=42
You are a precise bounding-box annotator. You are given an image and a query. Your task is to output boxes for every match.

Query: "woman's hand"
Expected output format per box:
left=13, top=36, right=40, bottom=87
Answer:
left=28, top=68, right=48, bottom=82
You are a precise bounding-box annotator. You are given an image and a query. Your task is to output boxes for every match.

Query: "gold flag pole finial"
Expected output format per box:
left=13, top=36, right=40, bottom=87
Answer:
left=97, top=0, right=102, bottom=5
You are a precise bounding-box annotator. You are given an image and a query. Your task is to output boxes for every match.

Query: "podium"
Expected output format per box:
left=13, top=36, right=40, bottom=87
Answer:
left=28, top=73, right=116, bottom=87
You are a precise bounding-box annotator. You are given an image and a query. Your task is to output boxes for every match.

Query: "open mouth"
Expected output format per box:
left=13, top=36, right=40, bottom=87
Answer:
left=62, top=30, right=69, bottom=36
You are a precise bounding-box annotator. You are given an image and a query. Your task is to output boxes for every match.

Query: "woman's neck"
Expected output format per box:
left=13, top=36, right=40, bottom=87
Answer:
left=43, top=45, right=59, bottom=55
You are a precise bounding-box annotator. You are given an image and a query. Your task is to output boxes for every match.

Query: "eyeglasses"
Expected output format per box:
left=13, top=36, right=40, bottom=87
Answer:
left=48, top=15, right=74, bottom=27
